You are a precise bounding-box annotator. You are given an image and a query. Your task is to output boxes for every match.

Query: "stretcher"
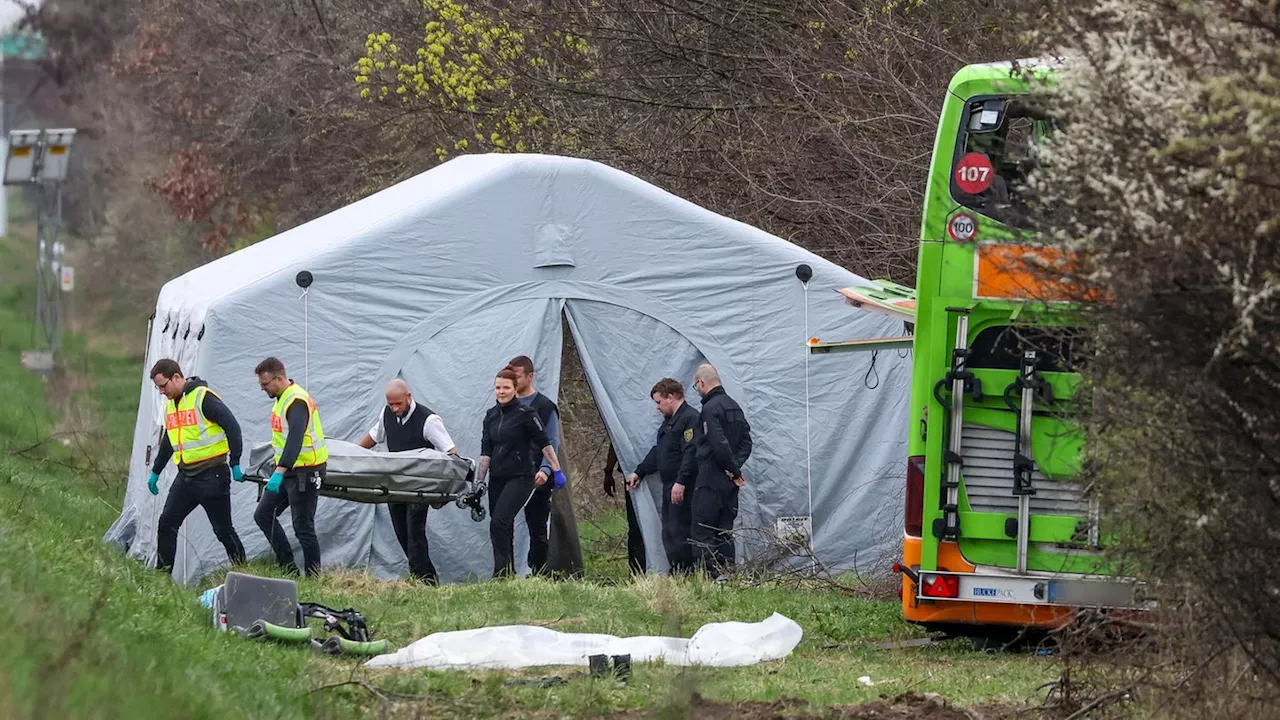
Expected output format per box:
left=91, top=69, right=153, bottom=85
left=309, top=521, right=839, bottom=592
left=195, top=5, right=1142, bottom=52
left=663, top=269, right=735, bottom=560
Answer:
left=209, top=571, right=389, bottom=656
left=243, top=439, right=486, bottom=519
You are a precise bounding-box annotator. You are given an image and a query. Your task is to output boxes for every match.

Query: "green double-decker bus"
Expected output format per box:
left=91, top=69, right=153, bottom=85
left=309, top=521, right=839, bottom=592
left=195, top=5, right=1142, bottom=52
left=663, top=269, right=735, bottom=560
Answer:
left=811, top=58, right=1155, bottom=644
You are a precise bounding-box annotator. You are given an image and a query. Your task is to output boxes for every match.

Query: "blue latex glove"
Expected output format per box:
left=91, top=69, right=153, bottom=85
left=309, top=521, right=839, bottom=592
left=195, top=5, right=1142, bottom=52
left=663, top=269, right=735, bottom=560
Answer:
left=266, top=471, right=284, bottom=493
left=553, top=469, right=567, bottom=489
left=231, top=465, right=244, bottom=482
left=198, top=585, right=223, bottom=609
left=147, top=472, right=160, bottom=496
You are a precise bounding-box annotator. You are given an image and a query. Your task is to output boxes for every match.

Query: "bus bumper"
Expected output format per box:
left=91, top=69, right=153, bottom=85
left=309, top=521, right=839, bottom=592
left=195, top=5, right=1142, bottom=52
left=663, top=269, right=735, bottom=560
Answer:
left=898, top=536, right=1156, bottom=631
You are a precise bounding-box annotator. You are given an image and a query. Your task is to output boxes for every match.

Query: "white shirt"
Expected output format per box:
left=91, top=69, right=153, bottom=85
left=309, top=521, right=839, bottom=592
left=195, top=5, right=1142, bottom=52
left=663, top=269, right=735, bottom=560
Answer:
left=367, top=399, right=456, bottom=452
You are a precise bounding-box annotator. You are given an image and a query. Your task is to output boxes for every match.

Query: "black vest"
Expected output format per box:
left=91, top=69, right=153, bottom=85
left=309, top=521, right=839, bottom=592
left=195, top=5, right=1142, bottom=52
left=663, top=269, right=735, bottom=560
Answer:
left=383, top=403, right=435, bottom=452
left=528, top=392, right=558, bottom=426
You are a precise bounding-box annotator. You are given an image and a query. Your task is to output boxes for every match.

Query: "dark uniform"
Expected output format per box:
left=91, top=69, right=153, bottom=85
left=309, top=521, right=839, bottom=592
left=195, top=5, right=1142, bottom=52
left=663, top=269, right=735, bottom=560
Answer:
left=691, top=385, right=752, bottom=575
left=481, top=399, right=551, bottom=578
left=518, top=392, right=558, bottom=575
left=383, top=403, right=440, bottom=584
left=605, top=444, right=646, bottom=574
left=634, top=401, right=699, bottom=574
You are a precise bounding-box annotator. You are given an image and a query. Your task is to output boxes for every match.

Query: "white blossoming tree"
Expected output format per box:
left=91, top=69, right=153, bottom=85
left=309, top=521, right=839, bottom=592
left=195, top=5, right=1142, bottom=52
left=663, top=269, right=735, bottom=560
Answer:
left=1029, top=0, right=1280, bottom=714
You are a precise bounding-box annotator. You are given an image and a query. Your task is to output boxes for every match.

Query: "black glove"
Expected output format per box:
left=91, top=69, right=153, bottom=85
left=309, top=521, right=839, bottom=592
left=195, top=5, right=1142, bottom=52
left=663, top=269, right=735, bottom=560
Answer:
left=602, top=472, right=616, bottom=497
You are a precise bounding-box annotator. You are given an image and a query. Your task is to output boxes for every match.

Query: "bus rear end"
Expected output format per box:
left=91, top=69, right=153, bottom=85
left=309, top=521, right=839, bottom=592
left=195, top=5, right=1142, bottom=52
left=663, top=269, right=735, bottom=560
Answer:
left=898, top=59, right=1154, bottom=642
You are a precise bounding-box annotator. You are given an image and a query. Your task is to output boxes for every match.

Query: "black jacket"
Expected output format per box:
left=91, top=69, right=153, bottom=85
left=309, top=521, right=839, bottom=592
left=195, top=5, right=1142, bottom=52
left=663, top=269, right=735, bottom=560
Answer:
left=482, top=400, right=550, bottom=478
left=635, top=401, right=699, bottom=487
left=694, top=386, right=753, bottom=487
left=151, top=377, right=244, bottom=475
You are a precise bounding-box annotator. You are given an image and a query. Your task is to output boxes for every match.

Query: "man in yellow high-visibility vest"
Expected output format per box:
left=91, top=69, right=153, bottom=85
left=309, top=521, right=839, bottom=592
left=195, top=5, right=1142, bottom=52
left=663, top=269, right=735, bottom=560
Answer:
left=253, top=356, right=328, bottom=577
left=149, top=358, right=247, bottom=575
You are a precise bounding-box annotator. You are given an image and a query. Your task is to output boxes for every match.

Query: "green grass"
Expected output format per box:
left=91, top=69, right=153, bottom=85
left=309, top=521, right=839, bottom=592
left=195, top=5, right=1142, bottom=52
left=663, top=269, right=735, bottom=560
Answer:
left=0, top=221, right=1057, bottom=718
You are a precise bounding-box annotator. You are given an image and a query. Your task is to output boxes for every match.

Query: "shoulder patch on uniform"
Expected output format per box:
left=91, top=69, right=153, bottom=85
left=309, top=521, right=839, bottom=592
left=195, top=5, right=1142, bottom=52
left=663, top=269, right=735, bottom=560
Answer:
left=684, top=428, right=694, bottom=442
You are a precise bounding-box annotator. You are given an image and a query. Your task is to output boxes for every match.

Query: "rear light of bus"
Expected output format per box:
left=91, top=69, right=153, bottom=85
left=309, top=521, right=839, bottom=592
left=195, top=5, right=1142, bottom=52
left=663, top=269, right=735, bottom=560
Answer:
left=905, top=455, right=925, bottom=536
left=920, top=573, right=960, bottom=599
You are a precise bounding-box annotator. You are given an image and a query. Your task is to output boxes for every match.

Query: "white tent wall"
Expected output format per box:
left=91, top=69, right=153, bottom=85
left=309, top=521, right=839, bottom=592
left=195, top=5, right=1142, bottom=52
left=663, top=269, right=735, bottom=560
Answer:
left=105, top=153, right=913, bottom=586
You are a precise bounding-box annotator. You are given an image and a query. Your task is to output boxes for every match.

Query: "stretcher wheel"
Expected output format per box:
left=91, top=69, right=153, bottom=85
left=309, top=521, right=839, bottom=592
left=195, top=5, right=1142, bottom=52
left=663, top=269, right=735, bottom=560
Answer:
left=455, top=495, right=469, bottom=509
left=314, top=635, right=388, bottom=656
left=471, top=505, right=486, bottom=523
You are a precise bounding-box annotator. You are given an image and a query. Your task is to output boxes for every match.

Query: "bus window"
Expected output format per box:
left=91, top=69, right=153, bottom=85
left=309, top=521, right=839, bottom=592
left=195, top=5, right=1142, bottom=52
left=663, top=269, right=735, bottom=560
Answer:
left=967, top=324, right=1084, bottom=374
left=950, top=98, right=1052, bottom=224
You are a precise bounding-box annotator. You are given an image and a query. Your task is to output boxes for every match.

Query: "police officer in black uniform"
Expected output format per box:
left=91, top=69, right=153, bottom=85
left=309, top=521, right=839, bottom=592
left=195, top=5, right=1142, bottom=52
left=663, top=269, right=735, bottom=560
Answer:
left=603, top=443, right=646, bottom=574
left=358, top=378, right=458, bottom=585
left=477, top=367, right=566, bottom=578
left=690, top=363, right=753, bottom=578
left=628, top=377, right=700, bottom=574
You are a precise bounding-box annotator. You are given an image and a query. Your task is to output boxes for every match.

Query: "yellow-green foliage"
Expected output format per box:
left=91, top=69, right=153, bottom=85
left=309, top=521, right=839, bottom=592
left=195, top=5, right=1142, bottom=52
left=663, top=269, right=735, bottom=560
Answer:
left=355, top=0, right=588, bottom=160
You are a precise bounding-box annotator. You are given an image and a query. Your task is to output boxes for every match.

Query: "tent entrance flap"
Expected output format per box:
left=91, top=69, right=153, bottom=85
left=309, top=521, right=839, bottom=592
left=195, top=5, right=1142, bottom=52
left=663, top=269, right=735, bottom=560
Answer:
left=565, top=299, right=712, bottom=575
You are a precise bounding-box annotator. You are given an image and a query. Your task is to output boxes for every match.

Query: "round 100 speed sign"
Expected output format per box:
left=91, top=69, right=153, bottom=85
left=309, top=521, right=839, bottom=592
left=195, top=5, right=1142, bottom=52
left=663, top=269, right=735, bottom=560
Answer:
left=947, top=213, right=977, bottom=243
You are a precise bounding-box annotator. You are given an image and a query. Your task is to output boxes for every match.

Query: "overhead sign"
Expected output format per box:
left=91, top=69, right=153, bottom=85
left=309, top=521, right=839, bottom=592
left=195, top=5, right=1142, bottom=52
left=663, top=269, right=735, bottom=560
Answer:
left=0, top=31, right=46, bottom=60
left=954, top=152, right=994, bottom=195
left=4, top=130, right=39, bottom=185
left=60, top=265, right=74, bottom=292
left=4, top=128, right=78, bottom=185
left=40, top=129, right=77, bottom=182
left=947, top=213, right=977, bottom=243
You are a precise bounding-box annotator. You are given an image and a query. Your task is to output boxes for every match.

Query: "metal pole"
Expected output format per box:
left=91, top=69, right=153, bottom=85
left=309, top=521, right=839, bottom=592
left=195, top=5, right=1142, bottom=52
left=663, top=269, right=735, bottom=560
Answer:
left=33, top=191, right=42, bottom=350
left=1015, top=351, right=1037, bottom=574
left=52, top=182, right=62, bottom=358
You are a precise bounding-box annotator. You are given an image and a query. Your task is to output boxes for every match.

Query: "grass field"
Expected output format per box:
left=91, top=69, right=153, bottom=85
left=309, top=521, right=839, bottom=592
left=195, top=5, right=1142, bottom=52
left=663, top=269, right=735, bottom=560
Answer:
left=0, top=220, right=1057, bottom=718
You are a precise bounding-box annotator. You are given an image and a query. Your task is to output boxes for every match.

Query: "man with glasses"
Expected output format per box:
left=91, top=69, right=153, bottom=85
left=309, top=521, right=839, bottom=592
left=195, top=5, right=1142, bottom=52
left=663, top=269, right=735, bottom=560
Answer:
left=253, top=356, right=329, bottom=577
left=148, top=358, right=247, bottom=576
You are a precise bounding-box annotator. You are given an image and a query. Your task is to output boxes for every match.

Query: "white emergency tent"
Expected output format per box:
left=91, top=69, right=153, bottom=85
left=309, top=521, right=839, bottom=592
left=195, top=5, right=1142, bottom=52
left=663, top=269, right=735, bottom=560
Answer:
left=104, top=154, right=912, bottom=587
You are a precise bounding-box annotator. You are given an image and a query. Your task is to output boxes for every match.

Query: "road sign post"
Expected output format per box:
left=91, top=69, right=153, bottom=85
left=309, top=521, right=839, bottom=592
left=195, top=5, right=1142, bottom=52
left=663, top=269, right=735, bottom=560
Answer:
left=6, top=128, right=76, bottom=375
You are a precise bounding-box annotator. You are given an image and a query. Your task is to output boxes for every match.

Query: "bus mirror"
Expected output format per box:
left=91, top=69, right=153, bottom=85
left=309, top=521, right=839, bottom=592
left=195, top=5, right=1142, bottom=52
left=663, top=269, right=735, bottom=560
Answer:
left=967, top=99, right=1007, bottom=133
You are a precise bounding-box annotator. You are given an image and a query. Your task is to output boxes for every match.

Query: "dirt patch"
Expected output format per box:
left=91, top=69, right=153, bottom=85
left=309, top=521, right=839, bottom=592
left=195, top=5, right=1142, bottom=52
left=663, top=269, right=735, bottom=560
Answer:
left=610, top=692, right=1018, bottom=719
left=831, top=693, right=1017, bottom=720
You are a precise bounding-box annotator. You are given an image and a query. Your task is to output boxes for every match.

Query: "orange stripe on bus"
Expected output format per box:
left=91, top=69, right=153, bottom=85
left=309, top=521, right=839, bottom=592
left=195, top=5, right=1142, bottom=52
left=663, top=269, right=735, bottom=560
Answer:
left=973, top=243, right=1096, bottom=303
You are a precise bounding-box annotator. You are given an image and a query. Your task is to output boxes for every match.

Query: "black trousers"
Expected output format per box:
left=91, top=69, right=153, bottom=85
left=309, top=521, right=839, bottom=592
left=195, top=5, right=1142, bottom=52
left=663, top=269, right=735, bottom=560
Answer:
left=489, top=474, right=538, bottom=578
left=524, top=482, right=552, bottom=576
left=254, top=466, right=323, bottom=577
left=625, top=488, right=647, bottom=575
left=690, top=480, right=739, bottom=576
left=660, top=480, right=693, bottom=574
left=156, top=463, right=245, bottom=572
left=389, top=502, right=437, bottom=583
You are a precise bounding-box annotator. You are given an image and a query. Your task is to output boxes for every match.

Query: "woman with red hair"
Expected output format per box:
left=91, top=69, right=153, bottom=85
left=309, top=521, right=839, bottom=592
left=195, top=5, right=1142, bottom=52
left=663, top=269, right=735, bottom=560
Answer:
left=475, top=367, right=566, bottom=577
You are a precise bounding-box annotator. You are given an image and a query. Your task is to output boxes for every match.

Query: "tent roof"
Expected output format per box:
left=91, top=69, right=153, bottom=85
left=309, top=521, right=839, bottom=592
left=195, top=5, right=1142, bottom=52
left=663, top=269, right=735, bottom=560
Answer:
left=155, top=153, right=812, bottom=327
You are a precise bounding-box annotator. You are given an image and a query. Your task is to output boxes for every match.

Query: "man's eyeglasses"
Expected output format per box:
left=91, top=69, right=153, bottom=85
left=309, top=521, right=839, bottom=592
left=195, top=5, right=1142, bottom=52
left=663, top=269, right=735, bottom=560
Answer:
left=154, top=375, right=173, bottom=392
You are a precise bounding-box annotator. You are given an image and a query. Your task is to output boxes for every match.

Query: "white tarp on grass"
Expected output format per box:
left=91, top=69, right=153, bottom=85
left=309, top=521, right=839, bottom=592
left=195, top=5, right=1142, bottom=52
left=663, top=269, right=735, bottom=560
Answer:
left=364, top=612, right=803, bottom=670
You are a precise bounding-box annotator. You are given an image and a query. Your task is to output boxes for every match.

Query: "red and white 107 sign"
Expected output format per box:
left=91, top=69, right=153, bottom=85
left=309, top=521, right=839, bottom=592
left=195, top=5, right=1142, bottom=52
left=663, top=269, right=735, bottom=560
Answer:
left=947, top=213, right=977, bottom=243
left=954, top=152, right=994, bottom=194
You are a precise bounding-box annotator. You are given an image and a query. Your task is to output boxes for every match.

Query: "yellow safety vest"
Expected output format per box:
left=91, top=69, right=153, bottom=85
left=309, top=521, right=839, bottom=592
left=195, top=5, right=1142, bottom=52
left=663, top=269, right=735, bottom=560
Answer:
left=165, top=386, right=230, bottom=467
left=271, top=383, right=328, bottom=468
